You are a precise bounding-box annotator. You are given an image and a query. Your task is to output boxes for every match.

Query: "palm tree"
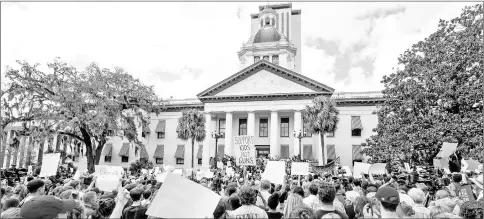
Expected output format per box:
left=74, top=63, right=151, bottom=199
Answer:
left=303, top=96, right=339, bottom=164
left=176, top=109, right=206, bottom=169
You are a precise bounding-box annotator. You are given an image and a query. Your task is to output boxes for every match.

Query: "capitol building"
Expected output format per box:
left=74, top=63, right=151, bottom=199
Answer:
left=3, top=4, right=383, bottom=170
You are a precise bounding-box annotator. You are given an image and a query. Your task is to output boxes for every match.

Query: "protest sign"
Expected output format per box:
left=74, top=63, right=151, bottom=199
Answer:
left=370, top=163, right=387, bottom=175
left=226, top=167, right=235, bottom=177
left=261, top=161, right=285, bottom=185
left=141, top=169, right=148, bottom=174
left=95, top=165, right=124, bottom=178
left=155, top=172, right=169, bottom=182
left=458, top=185, right=475, bottom=202
left=185, top=168, right=193, bottom=177
left=434, top=159, right=442, bottom=168
left=342, top=166, right=352, bottom=176
left=441, top=142, right=458, bottom=158
left=234, top=136, right=256, bottom=166
left=173, top=169, right=183, bottom=175
left=217, top=161, right=223, bottom=169
left=464, top=159, right=480, bottom=171
left=353, top=162, right=371, bottom=178
left=205, top=171, right=214, bottom=178
left=146, top=173, right=221, bottom=218
left=96, top=175, right=120, bottom=192
left=154, top=166, right=160, bottom=174
left=39, top=153, right=61, bottom=177
left=291, top=162, right=310, bottom=175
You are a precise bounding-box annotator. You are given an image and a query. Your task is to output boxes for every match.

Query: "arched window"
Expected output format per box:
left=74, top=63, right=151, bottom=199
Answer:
left=272, top=55, right=279, bottom=65
left=254, top=56, right=260, bottom=63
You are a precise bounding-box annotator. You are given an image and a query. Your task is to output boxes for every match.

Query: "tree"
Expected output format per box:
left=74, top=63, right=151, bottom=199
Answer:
left=363, top=4, right=483, bottom=165
left=1, top=58, right=164, bottom=173
left=302, top=96, right=340, bottom=164
left=176, top=109, right=206, bottom=169
left=129, top=159, right=154, bottom=176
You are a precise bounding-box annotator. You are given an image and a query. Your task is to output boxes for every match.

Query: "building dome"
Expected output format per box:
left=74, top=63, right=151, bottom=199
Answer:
left=253, top=26, right=281, bottom=43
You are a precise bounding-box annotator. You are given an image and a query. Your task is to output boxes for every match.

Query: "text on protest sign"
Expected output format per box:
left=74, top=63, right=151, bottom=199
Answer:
left=95, top=165, right=124, bottom=178
left=234, top=136, right=256, bottom=166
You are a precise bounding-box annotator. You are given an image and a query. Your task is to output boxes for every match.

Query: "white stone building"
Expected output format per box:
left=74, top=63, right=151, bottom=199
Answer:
left=2, top=3, right=384, bottom=170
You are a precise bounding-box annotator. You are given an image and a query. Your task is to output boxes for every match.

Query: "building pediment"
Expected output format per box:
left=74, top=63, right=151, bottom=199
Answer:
left=197, top=60, right=334, bottom=102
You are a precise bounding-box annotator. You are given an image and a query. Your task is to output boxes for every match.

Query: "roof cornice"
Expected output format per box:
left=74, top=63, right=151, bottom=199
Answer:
left=199, top=92, right=332, bottom=103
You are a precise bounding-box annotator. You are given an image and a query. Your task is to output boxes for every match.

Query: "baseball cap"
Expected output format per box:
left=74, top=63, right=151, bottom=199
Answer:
left=375, top=186, right=400, bottom=205
left=20, top=195, right=77, bottom=219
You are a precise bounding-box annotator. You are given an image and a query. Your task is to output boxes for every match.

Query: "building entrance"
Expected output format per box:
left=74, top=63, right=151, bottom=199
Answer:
left=255, top=145, right=270, bottom=158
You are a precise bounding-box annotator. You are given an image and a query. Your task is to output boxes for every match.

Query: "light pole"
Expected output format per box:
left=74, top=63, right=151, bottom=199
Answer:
left=293, top=129, right=306, bottom=160
left=211, top=131, right=223, bottom=169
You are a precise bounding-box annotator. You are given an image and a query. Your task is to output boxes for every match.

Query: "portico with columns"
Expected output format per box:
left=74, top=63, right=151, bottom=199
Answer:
left=197, top=59, right=335, bottom=168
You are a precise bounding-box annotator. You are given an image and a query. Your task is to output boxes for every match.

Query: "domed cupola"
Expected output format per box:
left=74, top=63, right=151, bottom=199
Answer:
left=252, top=5, right=284, bottom=43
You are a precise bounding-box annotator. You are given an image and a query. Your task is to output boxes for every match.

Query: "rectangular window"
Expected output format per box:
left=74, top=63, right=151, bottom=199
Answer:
left=327, top=131, right=335, bottom=137
left=176, top=158, right=184, bottom=164
left=104, top=156, right=112, bottom=163
left=303, top=120, right=312, bottom=137
left=198, top=159, right=202, bottom=165
left=239, top=119, right=247, bottom=135
left=156, top=158, right=163, bottom=164
left=254, top=56, right=260, bottom=63
left=272, top=55, right=279, bottom=65
left=219, top=119, right=226, bottom=138
left=121, top=156, right=128, bottom=163
left=259, top=118, right=268, bottom=137
left=107, top=130, right=114, bottom=137
left=351, top=129, right=362, bottom=137
left=157, top=132, right=165, bottom=139
left=263, top=56, right=269, bottom=61
left=280, top=118, right=289, bottom=137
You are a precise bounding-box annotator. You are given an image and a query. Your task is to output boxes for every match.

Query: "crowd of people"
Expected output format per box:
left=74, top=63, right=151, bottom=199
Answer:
left=1, top=158, right=483, bottom=219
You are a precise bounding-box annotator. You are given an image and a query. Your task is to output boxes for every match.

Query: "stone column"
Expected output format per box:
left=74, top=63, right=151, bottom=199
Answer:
left=17, top=136, right=26, bottom=167
left=202, top=113, right=212, bottom=168
left=247, top=111, right=255, bottom=136
left=270, top=111, right=279, bottom=158
left=2, top=130, right=12, bottom=168
left=293, top=110, right=302, bottom=156
left=225, top=112, right=233, bottom=156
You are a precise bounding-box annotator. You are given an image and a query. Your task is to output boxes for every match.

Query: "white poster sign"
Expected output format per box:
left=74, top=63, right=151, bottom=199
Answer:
left=234, top=136, right=256, bottom=166
left=95, top=165, right=124, bottom=178
left=146, top=173, right=221, bottom=218
left=155, top=172, right=169, bottom=182
left=370, top=163, right=387, bottom=175
left=353, top=162, right=371, bottom=178
left=261, top=161, right=286, bottom=185
left=173, top=169, right=183, bottom=175
left=39, top=153, right=61, bottom=177
left=291, top=162, right=310, bottom=175
left=205, top=171, right=214, bottom=178
left=96, top=175, right=120, bottom=192
left=441, top=142, right=458, bottom=158
left=342, top=166, right=352, bottom=176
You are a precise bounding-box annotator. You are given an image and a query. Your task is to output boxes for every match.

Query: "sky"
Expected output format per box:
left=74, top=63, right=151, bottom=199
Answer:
left=1, top=1, right=475, bottom=99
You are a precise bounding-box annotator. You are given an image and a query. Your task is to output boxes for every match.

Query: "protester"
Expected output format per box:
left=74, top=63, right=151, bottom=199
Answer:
left=228, top=185, right=268, bottom=218
left=0, top=153, right=482, bottom=219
